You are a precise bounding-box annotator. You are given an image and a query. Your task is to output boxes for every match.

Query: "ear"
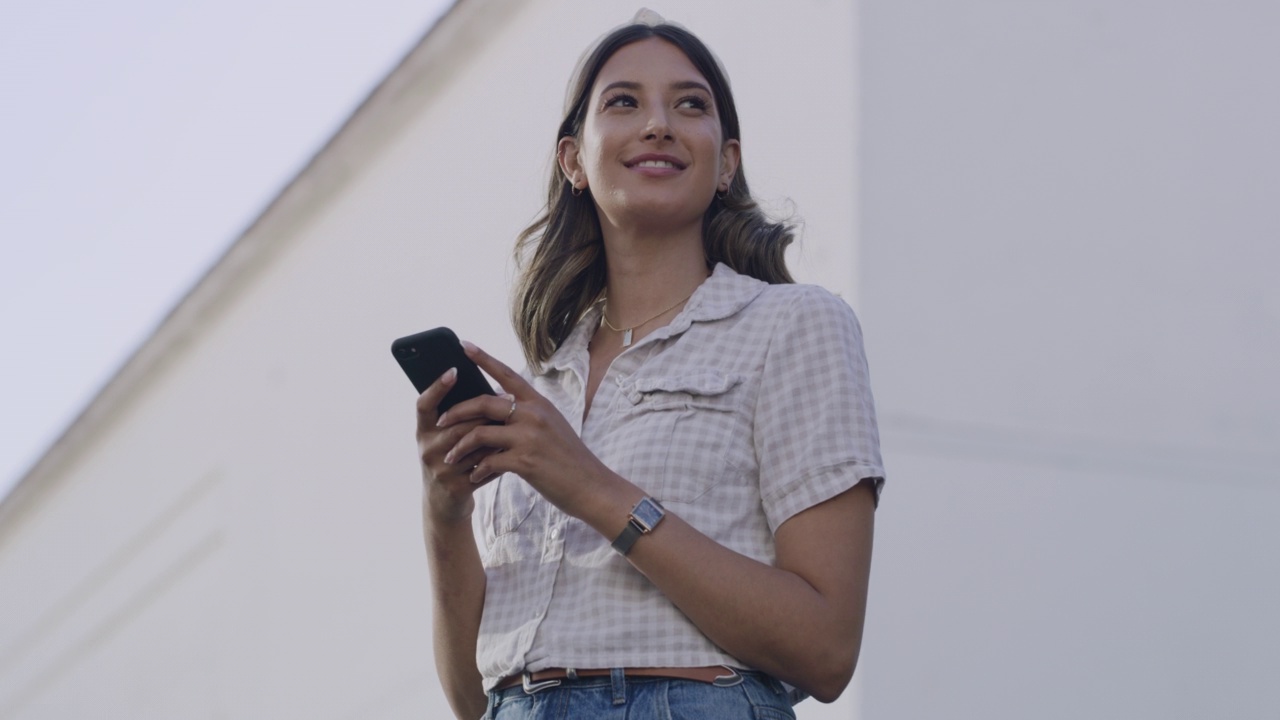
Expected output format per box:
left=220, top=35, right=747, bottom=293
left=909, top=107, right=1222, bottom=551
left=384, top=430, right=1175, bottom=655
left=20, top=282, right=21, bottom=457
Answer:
left=558, top=136, right=586, bottom=191
left=718, top=138, right=741, bottom=192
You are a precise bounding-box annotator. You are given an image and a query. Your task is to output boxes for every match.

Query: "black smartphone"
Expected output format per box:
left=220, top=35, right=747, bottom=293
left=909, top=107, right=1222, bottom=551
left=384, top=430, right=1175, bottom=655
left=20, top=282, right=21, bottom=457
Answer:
left=391, top=327, right=496, bottom=413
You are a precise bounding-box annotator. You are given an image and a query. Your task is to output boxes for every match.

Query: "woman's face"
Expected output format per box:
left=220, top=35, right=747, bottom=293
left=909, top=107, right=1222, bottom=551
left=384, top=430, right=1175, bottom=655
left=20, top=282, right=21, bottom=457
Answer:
left=560, top=37, right=740, bottom=234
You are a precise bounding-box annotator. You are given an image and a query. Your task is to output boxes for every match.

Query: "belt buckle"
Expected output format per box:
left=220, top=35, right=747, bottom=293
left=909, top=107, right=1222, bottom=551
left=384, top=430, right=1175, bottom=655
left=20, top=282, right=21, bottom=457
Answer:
left=521, top=671, right=562, bottom=694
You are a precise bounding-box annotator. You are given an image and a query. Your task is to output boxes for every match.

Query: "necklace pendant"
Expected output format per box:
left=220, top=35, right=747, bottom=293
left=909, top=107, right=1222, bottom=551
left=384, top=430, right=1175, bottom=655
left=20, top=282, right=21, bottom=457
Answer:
left=621, top=328, right=633, bottom=347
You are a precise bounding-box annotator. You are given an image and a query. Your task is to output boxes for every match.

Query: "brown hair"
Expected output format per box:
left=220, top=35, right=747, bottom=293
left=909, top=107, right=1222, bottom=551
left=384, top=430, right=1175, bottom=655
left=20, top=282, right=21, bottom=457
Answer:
left=512, top=21, right=795, bottom=371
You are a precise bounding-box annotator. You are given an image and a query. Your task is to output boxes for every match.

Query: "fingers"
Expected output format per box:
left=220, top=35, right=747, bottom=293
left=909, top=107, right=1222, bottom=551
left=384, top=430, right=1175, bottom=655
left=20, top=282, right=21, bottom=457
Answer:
left=469, top=468, right=504, bottom=487
left=431, top=343, right=551, bottom=485
left=419, top=417, right=483, bottom=468
left=419, top=418, right=499, bottom=494
left=451, top=442, right=508, bottom=487
left=437, top=425, right=513, bottom=486
left=443, top=423, right=509, bottom=467
left=450, top=446, right=500, bottom=477
left=415, top=367, right=458, bottom=425
left=469, top=464, right=504, bottom=486
left=437, top=392, right=516, bottom=428
left=462, top=341, right=532, bottom=398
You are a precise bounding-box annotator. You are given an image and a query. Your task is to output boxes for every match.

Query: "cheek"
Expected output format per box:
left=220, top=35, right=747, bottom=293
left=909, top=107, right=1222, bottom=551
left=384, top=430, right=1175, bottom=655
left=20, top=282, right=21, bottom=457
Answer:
left=582, top=149, right=612, bottom=185
left=687, top=125, right=725, bottom=168
left=576, top=128, right=615, bottom=180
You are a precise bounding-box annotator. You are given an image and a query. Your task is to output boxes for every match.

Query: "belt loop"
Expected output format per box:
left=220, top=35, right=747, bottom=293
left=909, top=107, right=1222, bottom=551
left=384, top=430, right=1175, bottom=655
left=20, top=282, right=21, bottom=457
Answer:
left=610, top=667, right=627, bottom=705
left=713, top=665, right=744, bottom=687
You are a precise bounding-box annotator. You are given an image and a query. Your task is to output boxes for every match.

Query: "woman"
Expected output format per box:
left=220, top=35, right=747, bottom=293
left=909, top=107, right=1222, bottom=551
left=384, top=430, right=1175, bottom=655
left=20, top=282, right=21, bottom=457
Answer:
left=417, top=13, right=884, bottom=720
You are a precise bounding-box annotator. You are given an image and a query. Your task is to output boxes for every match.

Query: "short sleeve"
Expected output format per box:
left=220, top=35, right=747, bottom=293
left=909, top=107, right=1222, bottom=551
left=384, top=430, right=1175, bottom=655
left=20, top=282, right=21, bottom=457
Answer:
left=753, top=287, right=885, bottom=533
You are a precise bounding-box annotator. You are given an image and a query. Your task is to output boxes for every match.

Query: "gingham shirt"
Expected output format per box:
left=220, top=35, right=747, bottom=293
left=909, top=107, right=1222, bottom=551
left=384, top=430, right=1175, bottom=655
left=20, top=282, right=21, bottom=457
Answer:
left=473, top=263, right=884, bottom=691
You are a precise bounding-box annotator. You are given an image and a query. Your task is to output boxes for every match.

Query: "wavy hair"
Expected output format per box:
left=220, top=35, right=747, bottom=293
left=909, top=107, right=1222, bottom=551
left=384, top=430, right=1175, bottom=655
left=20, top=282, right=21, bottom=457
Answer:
left=512, top=21, right=795, bottom=371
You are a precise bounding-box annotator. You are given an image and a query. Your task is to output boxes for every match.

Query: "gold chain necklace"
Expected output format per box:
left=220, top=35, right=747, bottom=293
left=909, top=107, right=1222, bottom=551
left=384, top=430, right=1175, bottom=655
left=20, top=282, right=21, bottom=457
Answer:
left=600, top=292, right=694, bottom=348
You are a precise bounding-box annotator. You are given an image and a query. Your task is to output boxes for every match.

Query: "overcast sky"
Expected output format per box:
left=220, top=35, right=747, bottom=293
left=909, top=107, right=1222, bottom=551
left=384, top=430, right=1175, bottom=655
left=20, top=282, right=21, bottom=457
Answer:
left=0, top=1, right=453, bottom=500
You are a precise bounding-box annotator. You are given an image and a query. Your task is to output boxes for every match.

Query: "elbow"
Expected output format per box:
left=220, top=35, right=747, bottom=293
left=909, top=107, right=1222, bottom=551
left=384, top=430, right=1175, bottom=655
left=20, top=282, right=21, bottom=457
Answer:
left=800, top=645, right=859, bottom=704
left=808, top=669, right=853, bottom=705
left=442, top=686, right=488, bottom=720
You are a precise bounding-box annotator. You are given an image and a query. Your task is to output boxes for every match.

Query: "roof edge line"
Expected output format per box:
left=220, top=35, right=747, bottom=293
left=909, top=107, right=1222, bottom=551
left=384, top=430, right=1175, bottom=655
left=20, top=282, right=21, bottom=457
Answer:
left=0, top=0, right=519, bottom=534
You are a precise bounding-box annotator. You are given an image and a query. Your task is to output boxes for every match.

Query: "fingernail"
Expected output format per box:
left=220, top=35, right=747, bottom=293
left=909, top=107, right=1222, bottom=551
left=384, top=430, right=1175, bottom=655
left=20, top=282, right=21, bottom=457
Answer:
left=443, top=450, right=455, bottom=464
left=435, top=412, right=448, bottom=427
left=443, top=367, right=457, bottom=384
left=461, top=340, right=477, bottom=353
left=469, top=472, right=484, bottom=484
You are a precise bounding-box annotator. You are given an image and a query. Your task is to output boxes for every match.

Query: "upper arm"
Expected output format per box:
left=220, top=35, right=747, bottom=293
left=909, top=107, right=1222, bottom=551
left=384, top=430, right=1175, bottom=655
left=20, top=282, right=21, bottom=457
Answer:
left=751, top=288, right=884, bottom=692
left=774, top=480, right=876, bottom=623
left=772, top=480, right=878, bottom=700
left=754, top=287, right=885, bottom=532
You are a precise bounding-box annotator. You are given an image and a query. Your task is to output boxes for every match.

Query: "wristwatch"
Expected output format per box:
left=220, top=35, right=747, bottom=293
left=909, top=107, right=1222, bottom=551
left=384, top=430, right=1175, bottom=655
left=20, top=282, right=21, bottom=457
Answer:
left=611, top=497, right=665, bottom=555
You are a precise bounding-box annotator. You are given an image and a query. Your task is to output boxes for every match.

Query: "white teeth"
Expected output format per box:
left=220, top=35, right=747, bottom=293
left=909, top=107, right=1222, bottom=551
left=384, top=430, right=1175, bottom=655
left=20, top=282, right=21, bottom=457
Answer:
left=635, top=160, right=677, bottom=168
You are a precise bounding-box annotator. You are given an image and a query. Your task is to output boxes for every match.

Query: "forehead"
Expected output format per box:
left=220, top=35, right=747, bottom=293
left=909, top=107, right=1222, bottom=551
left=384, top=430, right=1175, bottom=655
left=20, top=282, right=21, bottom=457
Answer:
left=592, top=37, right=709, bottom=93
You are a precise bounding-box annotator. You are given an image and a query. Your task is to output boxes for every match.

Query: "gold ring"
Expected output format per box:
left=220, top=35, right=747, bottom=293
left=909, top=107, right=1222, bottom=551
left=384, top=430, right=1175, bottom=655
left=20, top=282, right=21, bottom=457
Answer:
left=504, top=399, right=517, bottom=423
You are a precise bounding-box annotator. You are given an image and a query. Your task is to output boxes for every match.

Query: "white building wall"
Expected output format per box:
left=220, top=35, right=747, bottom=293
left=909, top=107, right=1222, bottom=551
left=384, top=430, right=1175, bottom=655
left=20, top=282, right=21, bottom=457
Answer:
left=857, top=1, right=1280, bottom=717
left=0, top=1, right=862, bottom=718
left=5, top=1, right=1275, bottom=718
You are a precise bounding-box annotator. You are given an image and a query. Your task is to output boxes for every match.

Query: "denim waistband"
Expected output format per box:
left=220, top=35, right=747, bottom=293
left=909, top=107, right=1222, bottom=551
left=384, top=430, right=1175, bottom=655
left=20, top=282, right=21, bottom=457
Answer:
left=489, top=666, right=789, bottom=700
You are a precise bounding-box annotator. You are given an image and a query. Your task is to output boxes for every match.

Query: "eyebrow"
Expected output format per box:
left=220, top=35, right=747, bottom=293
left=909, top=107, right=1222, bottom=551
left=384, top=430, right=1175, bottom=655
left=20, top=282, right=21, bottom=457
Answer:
left=599, top=80, right=714, bottom=96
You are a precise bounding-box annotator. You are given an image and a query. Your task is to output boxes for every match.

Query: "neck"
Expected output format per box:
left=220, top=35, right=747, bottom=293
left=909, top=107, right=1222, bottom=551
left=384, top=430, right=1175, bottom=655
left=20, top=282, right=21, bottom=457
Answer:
left=599, top=215, right=709, bottom=323
left=602, top=250, right=708, bottom=329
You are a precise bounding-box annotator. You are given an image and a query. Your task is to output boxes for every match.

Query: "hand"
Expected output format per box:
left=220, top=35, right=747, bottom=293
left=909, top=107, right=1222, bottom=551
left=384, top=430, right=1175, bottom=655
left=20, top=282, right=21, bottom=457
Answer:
left=416, top=366, right=500, bottom=525
left=435, top=341, right=612, bottom=517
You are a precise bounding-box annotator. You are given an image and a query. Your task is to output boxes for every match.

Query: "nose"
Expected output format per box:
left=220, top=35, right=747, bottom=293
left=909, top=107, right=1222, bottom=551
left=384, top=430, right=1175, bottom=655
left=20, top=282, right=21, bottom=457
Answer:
left=642, top=107, right=673, bottom=141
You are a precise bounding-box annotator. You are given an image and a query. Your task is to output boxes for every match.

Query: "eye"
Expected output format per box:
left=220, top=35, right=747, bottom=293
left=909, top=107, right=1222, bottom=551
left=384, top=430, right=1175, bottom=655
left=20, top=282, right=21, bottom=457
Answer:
left=676, top=95, right=710, bottom=112
left=603, top=93, right=638, bottom=109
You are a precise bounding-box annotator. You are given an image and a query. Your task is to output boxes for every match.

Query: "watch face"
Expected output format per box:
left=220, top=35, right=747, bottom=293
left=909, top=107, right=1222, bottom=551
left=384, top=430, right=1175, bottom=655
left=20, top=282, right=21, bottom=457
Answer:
left=632, top=497, right=665, bottom=532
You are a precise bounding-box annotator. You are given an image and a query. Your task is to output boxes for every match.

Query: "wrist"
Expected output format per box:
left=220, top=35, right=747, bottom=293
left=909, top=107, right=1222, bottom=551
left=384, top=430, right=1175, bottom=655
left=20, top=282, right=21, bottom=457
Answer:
left=612, top=496, right=666, bottom=555
left=423, top=485, right=475, bottom=527
left=574, top=466, right=647, bottom=541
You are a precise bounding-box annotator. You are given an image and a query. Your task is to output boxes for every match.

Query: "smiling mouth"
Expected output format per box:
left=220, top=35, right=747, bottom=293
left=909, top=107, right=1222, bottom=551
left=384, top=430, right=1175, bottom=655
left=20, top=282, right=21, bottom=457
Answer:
left=627, top=158, right=686, bottom=170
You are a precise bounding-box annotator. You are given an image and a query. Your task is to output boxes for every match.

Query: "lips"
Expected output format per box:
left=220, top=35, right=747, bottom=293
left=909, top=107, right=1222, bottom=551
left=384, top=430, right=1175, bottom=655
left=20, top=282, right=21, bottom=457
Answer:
left=625, top=154, right=687, bottom=170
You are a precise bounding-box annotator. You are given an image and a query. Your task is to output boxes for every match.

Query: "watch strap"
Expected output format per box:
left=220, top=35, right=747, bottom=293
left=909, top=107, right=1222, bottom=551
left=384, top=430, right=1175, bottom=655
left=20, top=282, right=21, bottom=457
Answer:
left=611, top=521, right=645, bottom=555
left=611, top=497, right=664, bottom=555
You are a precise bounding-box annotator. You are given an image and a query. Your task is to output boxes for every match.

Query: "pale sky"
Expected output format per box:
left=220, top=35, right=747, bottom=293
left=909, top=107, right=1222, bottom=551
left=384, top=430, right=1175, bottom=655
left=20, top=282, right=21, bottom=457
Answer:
left=0, top=1, right=454, bottom=500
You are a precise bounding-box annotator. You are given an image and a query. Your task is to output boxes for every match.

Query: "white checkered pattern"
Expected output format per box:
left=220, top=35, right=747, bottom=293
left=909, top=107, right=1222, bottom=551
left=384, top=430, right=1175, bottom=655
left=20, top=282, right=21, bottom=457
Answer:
left=473, top=263, right=885, bottom=691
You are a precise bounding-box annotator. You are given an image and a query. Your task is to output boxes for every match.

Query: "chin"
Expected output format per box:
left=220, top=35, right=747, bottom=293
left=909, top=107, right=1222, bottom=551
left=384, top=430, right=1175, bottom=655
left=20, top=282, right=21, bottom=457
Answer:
left=613, top=193, right=709, bottom=226
left=623, top=203, right=705, bottom=231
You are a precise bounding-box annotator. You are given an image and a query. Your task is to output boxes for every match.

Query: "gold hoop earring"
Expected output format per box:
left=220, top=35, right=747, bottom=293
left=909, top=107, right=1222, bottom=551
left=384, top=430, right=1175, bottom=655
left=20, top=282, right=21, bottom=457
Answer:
left=571, top=184, right=584, bottom=197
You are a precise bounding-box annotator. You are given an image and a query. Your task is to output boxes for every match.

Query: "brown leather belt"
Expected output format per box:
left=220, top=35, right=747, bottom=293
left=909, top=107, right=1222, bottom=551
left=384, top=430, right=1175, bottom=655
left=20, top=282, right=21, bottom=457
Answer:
left=495, top=665, right=740, bottom=692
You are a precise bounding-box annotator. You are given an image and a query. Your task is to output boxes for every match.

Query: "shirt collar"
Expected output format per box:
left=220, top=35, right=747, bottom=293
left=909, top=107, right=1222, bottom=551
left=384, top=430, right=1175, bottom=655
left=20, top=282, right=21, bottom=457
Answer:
left=543, top=263, right=767, bottom=373
left=545, top=301, right=603, bottom=374
left=681, top=262, right=768, bottom=324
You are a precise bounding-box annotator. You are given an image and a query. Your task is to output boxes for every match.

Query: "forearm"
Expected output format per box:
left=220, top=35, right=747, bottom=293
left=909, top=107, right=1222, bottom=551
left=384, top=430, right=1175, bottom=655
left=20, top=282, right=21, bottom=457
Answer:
left=422, top=494, right=488, bottom=720
left=578, top=473, right=874, bottom=703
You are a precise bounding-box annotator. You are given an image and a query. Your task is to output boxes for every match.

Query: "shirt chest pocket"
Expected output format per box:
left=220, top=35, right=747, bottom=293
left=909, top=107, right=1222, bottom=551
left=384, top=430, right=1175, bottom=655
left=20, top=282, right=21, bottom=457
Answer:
left=481, top=473, right=539, bottom=541
left=617, top=370, right=747, bottom=504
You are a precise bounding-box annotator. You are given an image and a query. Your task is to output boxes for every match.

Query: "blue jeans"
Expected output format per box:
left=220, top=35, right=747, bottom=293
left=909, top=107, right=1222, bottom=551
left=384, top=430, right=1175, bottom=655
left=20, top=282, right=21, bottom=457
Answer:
left=483, top=668, right=796, bottom=719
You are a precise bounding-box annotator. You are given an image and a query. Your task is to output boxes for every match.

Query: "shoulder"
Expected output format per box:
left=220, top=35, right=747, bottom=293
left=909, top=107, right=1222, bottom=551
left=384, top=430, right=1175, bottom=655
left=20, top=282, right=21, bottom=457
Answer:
left=752, top=282, right=860, bottom=330
left=757, top=281, right=851, bottom=308
left=696, top=265, right=861, bottom=343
